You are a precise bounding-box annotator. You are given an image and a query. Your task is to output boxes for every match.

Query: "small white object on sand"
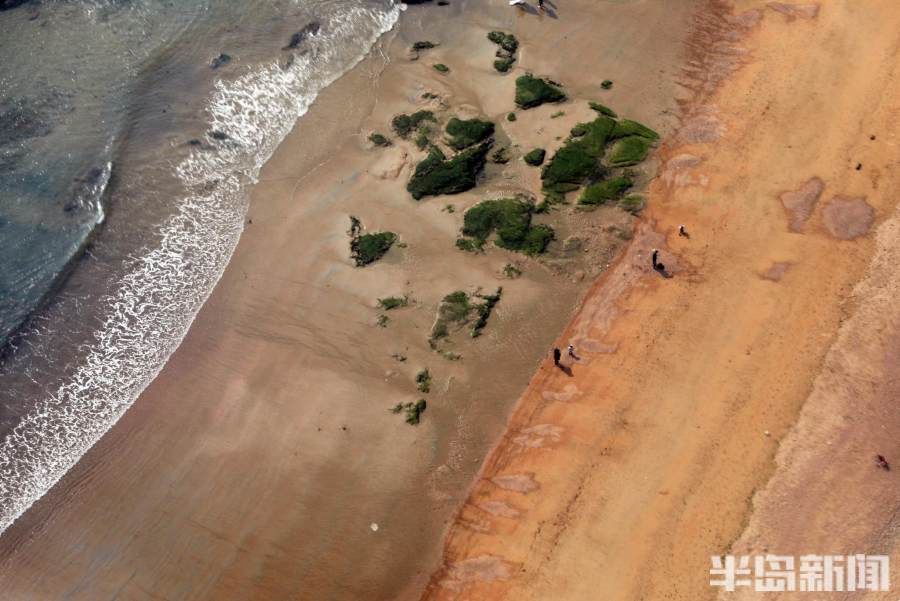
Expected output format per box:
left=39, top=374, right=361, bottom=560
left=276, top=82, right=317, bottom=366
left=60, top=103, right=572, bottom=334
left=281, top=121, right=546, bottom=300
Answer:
left=509, top=0, right=527, bottom=5
left=370, top=522, right=379, bottom=532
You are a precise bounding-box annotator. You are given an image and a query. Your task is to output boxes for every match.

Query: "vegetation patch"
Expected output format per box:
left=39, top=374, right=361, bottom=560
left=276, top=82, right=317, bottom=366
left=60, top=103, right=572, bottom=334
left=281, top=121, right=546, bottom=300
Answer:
left=541, top=145, right=599, bottom=193
left=487, top=31, right=519, bottom=53
left=601, top=79, right=614, bottom=89
left=502, top=263, right=522, bottom=278
left=378, top=295, right=409, bottom=310
left=412, top=40, right=436, bottom=51
left=349, top=217, right=397, bottom=266
left=391, top=110, right=436, bottom=138
left=607, top=135, right=653, bottom=166
left=428, top=288, right=503, bottom=345
left=391, top=399, right=427, bottom=425
left=506, top=112, right=517, bottom=122
left=415, top=126, right=431, bottom=150
left=588, top=101, right=618, bottom=118
left=491, top=146, right=511, bottom=164
left=515, top=74, right=566, bottom=109
left=578, top=176, right=633, bottom=206
left=610, top=119, right=659, bottom=140
left=487, top=32, right=518, bottom=72
left=494, top=57, right=515, bottom=72
left=471, top=288, right=502, bottom=338
left=430, top=290, right=471, bottom=343
left=523, top=148, right=546, bottom=166
left=407, top=141, right=492, bottom=200
left=445, top=117, right=495, bottom=150
left=369, top=133, right=391, bottom=147
left=540, top=115, right=615, bottom=192
left=376, top=314, right=389, bottom=328
left=459, top=197, right=554, bottom=256
left=619, top=194, right=645, bottom=215
left=415, top=368, right=432, bottom=393
left=433, top=63, right=450, bottom=73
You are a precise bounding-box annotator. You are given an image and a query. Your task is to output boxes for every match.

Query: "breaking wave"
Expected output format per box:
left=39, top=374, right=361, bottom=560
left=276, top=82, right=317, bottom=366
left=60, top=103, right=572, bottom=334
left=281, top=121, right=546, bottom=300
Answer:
left=0, top=3, right=400, bottom=535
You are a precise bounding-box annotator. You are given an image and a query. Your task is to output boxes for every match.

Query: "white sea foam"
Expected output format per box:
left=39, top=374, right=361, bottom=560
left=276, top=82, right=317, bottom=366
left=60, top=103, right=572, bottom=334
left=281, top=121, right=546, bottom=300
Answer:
left=0, top=4, right=400, bottom=535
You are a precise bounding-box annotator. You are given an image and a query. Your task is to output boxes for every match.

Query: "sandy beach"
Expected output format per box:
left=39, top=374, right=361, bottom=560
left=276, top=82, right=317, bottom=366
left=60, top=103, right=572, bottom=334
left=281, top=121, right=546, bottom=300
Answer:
left=0, top=1, right=691, bottom=599
left=0, top=0, right=898, bottom=600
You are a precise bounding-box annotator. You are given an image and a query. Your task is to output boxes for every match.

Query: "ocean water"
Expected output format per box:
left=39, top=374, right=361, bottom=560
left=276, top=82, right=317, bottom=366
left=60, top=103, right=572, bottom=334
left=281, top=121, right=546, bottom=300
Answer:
left=0, top=0, right=399, bottom=535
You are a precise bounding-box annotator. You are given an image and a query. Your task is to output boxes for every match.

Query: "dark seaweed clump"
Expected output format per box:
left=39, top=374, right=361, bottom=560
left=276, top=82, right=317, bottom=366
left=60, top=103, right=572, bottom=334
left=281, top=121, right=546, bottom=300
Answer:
left=407, top=141, right=492, bottom=200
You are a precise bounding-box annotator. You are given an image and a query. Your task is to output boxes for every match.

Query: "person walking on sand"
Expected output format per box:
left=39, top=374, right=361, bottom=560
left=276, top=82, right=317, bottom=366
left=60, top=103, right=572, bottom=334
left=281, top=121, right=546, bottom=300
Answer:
left=567, top=344, right=576, bottom=358
left=538, top=0, right=545, bottom=10
left=651, top=248, right=660, bottom=269
left=552, top=347, right=561, bottom=366
left=679, top=224, right=689, bottom=238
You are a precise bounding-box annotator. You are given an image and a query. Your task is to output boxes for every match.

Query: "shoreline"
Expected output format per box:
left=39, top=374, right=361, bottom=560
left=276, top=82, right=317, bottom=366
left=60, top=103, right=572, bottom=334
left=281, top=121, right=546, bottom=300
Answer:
left=0, top=1, right=693, bottom=599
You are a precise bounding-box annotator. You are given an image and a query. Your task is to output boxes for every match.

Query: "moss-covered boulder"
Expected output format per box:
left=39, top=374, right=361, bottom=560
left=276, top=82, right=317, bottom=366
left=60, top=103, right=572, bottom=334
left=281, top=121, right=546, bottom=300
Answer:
left=607, top=136, right=653, bottom=166
left=391, top=111, right=436, bottom=138
left=515, top=74, right=566, bottom=109
left=459, top=197, right=554, bottom=255
left=523, top=148, right=546, bottom=166
left=578, top=177, right=633, bottom=206
left=445, top=117, right=495, bottom=150
left=407, top=141, right=492, bottom=200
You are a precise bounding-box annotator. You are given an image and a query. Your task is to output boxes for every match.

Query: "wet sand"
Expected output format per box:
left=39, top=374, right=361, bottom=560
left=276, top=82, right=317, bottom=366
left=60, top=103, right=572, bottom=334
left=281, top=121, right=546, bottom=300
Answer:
left=0, top=1, right=694, bottom=600
left=422, top=1, right=900, bottom=600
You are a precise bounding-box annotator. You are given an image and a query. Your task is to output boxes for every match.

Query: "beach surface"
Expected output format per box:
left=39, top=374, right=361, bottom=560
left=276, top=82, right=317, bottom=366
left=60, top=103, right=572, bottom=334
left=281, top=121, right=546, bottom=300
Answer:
left=422, top=1, right=900, bottom=600
left=1, top=1, right=897, bottom=600
left=0, top=1, right=693, bottom=599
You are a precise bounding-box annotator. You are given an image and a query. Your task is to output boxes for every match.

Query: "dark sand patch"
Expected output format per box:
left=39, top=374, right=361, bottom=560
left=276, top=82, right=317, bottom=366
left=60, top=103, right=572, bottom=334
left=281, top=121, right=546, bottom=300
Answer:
left=767, top=2, right=820, bottom=20
left=779, top=176, right=824, bottom=232
left=822, top=195, right=875, bottom=240
left=761, top=261, right=792, bottom=281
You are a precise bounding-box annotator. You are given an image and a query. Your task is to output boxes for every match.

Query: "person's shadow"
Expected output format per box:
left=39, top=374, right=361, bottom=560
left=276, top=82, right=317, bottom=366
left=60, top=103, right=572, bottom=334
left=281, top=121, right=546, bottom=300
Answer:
left=653, top=263, right=673, bottom=279
left=556, top=364, right=573, bottom=377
